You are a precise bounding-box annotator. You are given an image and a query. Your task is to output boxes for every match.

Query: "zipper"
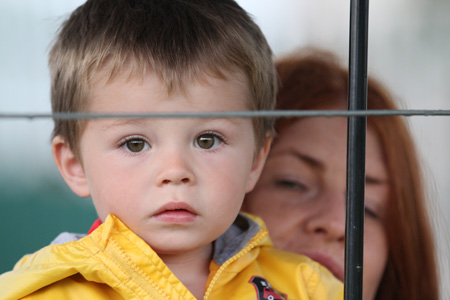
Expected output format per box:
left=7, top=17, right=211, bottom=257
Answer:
left=202, top=229, right=269, bottom=300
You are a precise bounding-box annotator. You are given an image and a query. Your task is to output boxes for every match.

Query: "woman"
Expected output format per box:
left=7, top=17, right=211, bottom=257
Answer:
left=243, top=48, right=438, bottom=300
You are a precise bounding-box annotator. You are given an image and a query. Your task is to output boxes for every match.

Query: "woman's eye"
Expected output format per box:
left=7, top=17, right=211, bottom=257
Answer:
left=122, top=138, right=150, bottom=153
left=276, top=179, right=308, bottom=191
left=194, top=133, right=223, bottom=149
left=364, top=206, right=380, bottom=219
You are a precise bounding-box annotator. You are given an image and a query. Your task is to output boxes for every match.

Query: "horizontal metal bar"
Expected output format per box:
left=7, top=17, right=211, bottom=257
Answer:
left=1, top=109, right=450, bottom=120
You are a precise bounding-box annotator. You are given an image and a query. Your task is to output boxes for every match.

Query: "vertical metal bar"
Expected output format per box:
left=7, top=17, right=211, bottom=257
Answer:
left=345, top=0, right=369, bottom=299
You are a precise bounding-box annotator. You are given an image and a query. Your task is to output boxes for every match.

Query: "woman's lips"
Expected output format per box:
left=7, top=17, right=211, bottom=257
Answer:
left=153, top=202, right=198, bottom=223
left=302, top=251, right=344, bottom=281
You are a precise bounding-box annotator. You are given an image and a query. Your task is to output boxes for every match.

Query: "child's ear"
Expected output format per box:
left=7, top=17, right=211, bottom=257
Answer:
left=52, top=136, right=90, bottom=198
left=245, top=135, right=272, bottom=193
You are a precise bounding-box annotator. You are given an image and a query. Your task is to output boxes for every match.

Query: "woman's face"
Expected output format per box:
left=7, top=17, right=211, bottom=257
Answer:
left=243, top=110, right=389, bottom=300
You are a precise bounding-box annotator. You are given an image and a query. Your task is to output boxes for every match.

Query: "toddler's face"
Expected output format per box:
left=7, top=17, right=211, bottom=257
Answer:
left=61, top=70, right=268, bottom=256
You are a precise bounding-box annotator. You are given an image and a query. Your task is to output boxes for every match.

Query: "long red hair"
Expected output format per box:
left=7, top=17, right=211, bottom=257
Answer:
left=274, top=48, right=438, bottom=300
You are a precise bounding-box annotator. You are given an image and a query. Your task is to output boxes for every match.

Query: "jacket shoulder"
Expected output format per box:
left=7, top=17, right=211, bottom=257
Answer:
left=0, top=236, right=99, bottom=299
left=256, top=247, right=344, bottom=300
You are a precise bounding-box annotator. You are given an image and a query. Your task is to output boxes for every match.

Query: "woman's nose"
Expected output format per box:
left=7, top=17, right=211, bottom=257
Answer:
left=305, top=190, right=346, bottom=243
left=155, top=150, right=195, bottom=186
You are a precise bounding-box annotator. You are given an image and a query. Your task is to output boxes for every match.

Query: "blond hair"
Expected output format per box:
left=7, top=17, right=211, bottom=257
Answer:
left=49, top=0, right=276, bottom=157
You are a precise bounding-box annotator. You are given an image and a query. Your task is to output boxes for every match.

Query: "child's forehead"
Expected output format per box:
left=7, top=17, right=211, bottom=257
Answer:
left=86, top=64, right=253, bottom=113
left=88, top=62, right=252, bottom=104
left=94, top=59, right=248, bottom=86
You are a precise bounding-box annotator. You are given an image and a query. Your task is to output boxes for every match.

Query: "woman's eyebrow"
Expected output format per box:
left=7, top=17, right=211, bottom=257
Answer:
left=365, top=174, right=388, bottom=185
left=273, top=150, right=388, bottom=186
left=272, top=150, right=325, bottom=171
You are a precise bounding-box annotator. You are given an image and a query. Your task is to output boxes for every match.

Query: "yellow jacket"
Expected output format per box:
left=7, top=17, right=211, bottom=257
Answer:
left=0, top=214, right=343, bottom=300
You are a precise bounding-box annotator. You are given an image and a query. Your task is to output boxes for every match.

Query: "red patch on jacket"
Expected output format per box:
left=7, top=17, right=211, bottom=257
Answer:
left=249, top=276, right=287, bottom=300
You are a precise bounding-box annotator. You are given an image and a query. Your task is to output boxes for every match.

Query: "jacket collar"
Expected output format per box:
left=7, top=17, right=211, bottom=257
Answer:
left=213, top=213, right=262, bottom=265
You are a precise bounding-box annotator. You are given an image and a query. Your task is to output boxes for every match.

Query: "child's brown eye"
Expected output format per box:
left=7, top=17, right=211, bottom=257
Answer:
left=195, top=133, right=222, bottom=149
left=123, top=138, right=150, bottom=153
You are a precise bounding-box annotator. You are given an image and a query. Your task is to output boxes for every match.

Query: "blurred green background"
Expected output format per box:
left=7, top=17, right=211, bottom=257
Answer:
left=0, top=171, right=97, bottom=273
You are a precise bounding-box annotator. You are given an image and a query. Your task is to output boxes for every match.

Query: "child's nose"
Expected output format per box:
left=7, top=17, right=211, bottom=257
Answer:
left=155, top=151, right=195, bottom=186
left=161, top=177, right=191, bottom=185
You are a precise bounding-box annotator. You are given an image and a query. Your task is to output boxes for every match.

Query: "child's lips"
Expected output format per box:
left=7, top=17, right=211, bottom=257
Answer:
left=153, top=202, right=198, bottom=223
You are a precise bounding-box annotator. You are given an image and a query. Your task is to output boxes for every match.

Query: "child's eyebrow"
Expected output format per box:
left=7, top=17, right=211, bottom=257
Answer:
left=101, top=116, right=245, bottom=129
left=205, top=117, right=246, bottom=126
left=101, top=118, right=148, bottom=130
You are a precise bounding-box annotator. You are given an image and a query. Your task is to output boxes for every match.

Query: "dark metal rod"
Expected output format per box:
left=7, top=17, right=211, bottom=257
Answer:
left=345, top=0, right=369, bottom=299
left=1, top=109, right=450, bottom=120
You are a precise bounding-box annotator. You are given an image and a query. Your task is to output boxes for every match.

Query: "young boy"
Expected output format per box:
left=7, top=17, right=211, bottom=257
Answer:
left=0, top=1, right=343, bottom=299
